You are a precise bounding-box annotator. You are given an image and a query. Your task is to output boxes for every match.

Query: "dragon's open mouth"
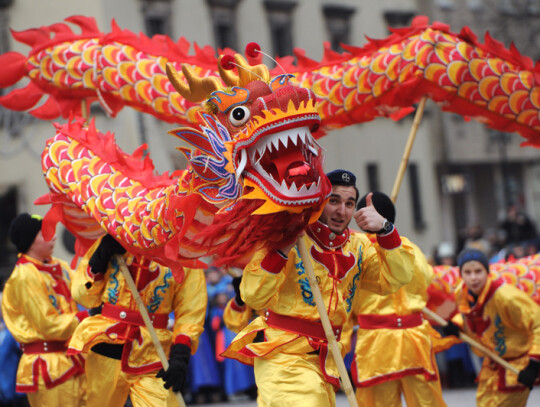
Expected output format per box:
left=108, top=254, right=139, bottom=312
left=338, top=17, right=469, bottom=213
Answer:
left=242, top=125, right=323, bottom=202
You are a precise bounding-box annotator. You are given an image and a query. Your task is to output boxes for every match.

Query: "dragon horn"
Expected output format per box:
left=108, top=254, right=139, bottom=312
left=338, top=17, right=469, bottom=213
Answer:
left=218, top=54, right=271, bottom=87
left=166, top=63, right=222, bottom=103
left=218, top=55, right=239, bottom=87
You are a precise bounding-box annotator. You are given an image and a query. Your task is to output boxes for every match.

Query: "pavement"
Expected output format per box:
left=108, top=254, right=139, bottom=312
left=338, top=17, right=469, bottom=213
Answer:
left=192, top=387, right=540, bottom=406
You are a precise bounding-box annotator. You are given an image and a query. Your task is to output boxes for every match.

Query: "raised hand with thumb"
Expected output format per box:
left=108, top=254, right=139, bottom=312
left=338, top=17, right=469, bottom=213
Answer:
left=354, top=192, right=386, bottom=233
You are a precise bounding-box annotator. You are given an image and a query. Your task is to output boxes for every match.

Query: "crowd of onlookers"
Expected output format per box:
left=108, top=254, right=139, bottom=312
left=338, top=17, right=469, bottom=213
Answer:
left=432, top=204, right=539, bottom=267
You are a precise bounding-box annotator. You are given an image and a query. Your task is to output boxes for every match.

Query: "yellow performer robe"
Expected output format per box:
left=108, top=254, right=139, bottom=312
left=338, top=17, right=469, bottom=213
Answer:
left=453, top=276, right=540, bottom=407
left=223, top=299, right=261, bottom=334
left=68, top=238, right=207, bottom=373
left=350, top=236, right=441, bottom=386
left=1, top=255, right=86, bottom=393
left=222, top=220, right=415, bottom=399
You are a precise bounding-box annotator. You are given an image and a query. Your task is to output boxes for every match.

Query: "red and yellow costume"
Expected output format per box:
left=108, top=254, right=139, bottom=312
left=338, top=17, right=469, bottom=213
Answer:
left=452, top=276, right=540, bottom=407
left=68, top=238, right=206, bottom=407
left=223, top=299, right=261, bottom=334
left=222, top=220, right=415, bottom=407
left=1, top=255, right=87, bottom=407
left=350, top=235, right=446, bottom=407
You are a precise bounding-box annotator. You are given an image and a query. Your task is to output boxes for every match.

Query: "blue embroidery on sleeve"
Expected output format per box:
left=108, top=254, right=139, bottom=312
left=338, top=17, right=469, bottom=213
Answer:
left=294, top=248, right=315, bottom=307
left=356, top=246, right=363, bottom=271
left=148, top=270, right=171, bottom=313
left=49, top=294, right=60, bottom=313
left=345, top=246, right=362, bottom=312
left=345, top=271, right=361, bottom=312
left=107, top=259, right=120, bottom=305
left=493, top=314, right=507, bottom=356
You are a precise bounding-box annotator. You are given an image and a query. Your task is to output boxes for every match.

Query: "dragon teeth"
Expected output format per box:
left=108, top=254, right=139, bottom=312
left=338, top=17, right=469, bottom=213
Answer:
left=307, top=177, right=320, bottom=193
left=249, top=126, right=313, bottom=160
left=236, top=149, right=247, bottom=181
left=271, top=136, right=280, bottom=151
left=290, top=181, right=298, bottom=192
left=241, top=126, right=322, bottom=197
left=308, top=144, right=318, bottom=157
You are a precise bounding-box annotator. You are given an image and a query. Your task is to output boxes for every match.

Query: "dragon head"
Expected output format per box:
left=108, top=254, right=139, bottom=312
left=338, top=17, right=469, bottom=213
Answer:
left=166, top=44, right=330, bottom=217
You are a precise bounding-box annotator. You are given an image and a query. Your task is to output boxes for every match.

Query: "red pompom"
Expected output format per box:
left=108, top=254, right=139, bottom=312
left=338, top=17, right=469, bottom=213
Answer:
left=245, top=42, right=261, bottom=58
left=220, top=54, right=236, bottom=70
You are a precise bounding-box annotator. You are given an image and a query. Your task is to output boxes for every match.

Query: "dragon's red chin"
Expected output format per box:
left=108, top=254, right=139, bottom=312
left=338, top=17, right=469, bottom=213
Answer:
left=199, top=199, right=318, bottom=268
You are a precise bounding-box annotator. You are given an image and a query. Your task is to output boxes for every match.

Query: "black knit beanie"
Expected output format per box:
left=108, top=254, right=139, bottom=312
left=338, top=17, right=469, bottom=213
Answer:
left=9, top=213, right=43, bottom=254
left=357, top=192, right=396, bottom=223
left=457, top=248, right=489, bottom=274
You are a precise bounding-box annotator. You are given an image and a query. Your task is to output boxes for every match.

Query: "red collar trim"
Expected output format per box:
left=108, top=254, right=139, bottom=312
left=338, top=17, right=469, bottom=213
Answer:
left=458, top=277, right=504, bottom=315
left=17, top=255, right=63, bottom=277
left=306, top=221, right=349, bottom=250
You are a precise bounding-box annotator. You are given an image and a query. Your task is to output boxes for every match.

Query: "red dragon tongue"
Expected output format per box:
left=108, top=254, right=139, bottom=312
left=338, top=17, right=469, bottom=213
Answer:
left=271, top=149, right=316, bottom=188
left=285, top=162, right=314, bottom=188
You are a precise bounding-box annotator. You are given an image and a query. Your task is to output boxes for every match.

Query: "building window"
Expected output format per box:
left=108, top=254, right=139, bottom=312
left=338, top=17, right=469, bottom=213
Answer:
left=207, top=0, right=242, bottom=50
left=408, top=163, right=426, bottom=230
left=141, top=0, right=172, bottom=37
left=0, top=3, right=13, bottom=95
left=383, top=10, right=415, bottom=30
left=435, top=0, right=454, bottom=11
left=264, top=0, right=297, bottom=57
left=322, top=4, right=356, bottom=52
left=366, top=163, right=380, bottom=192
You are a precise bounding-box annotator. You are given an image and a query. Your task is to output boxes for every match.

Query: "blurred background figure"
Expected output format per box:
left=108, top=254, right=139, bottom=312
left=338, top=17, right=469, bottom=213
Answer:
left=435, top=242, right=456, bottom=266
left=0, top=290, right=30, bottom=407
left=499, top=205, right=537, bottom=247
left=459, top=224, right=491, bottom=256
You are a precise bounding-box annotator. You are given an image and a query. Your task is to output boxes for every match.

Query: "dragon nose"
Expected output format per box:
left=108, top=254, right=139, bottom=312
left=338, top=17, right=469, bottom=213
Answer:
left=251, top=86, right=316, bottom=118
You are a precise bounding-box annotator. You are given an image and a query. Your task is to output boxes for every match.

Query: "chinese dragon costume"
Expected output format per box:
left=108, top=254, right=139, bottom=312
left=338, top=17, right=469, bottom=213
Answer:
left=1, top=15, right=540, bottom=284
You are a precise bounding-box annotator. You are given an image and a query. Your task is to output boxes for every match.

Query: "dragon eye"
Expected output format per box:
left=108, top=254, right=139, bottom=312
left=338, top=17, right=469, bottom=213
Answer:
left=229, top=106, right=251, bottom=127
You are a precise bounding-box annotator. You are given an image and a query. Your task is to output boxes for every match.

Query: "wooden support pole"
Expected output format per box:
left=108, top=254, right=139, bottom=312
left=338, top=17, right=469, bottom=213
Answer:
left=116, top=255, right=187, bottom=407
left=422, top=307, right=519, bottom=375
left=296, top=237, right=359, bottom=407
left=81, top=99, right=89, bottom=123
left=390, top=96, right=428, bottom=203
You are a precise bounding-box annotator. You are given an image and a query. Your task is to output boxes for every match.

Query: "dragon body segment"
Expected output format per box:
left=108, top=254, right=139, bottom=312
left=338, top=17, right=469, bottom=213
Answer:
left=38, top=118, right=213, bottom=274
left=2, top=16, right=540, bottom=144
left=1, top=15, right=218, bottom=125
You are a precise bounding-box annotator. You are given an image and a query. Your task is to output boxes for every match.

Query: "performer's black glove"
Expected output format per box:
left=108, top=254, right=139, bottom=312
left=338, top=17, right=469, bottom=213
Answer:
left=441, top=320, right=461, bottom=337
left=518, top=359, right=540, bottom=389
left=88, top=303, right=103, bottom=316
left=232, top=276, right=244, bottom=306
left=88, top=234, right=126, bottom=274
left=156, top=343, right=191, bottom=393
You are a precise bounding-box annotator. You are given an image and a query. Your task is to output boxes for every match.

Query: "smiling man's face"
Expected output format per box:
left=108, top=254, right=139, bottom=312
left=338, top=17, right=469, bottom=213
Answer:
left=318, top=185, right=357, bottom=235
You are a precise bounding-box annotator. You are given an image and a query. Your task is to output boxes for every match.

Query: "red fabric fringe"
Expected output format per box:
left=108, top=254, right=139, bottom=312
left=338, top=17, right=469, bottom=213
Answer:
left=197, top=199, right=318, bottom=268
